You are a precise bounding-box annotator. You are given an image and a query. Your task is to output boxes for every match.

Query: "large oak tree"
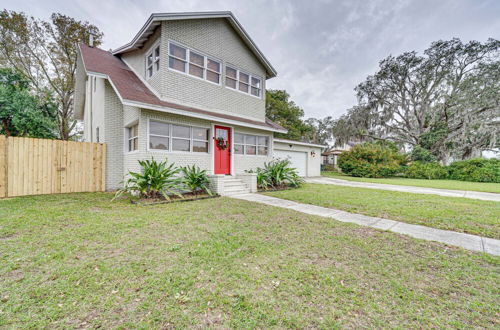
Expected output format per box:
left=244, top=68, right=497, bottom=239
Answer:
left=333, top=38, right=500, bottom=162
left=0, top=10, right=103, bottom=140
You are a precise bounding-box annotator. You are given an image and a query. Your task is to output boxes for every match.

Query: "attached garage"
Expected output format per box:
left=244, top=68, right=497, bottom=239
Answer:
left=272, top=139, right=325, bottom=177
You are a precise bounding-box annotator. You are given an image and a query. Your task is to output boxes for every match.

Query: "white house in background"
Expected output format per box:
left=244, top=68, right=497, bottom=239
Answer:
left=74, top=11, right=323, bottom=195
left=322, top=145, right=351, bottom=168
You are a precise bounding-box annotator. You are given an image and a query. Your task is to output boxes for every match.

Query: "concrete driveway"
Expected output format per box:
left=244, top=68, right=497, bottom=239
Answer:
left=305, top=177, right=500, bottom=202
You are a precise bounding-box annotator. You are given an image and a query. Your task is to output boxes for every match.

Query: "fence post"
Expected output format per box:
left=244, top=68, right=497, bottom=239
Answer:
left=0, top=135, right=6, bottom=198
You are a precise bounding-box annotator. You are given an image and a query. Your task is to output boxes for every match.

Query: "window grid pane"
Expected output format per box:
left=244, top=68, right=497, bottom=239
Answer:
left=189, top=64, right=204, bottom=78
left=189, top=51, right=204, bottom=66
left=169, top=44, right=187, bottom=59
left=172, top=125, right=190, bottom=139
left=206, top=71, right=220, bottom=84
left=226, top=78, right=237, bottom=89
left=226, top=67, right=237, bottom=79
left=169, top=57, right=186, bottom=72
left=172, top=138, right=190, bottom=152
left=207, top=59, right=220, bottom=72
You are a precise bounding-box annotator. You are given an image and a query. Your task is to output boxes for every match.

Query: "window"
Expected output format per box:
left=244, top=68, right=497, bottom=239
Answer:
left=225, top=66, right=262, bottom=98
left=172, top=125, right=190, bottom=152
left=149, top=121, right=169, bottom=150
left=127, top=124, right=138, bottom=152
left=146, top=44, right=161, bottom=78
left=251, top=77, right=261, bottom=97
left=234, top=133, right=268, bottom=156
left=148, top=120, right=209, bottom=153
left=193, top=127, right=209, bottom=152
left=168, top=42, right=221, bottom=84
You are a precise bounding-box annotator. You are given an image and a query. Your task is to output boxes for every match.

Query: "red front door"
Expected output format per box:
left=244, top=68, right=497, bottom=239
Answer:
left=214, top=126, right=231, bottom=174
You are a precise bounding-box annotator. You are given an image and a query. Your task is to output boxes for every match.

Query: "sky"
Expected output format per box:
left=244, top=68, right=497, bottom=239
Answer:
left=3, top=0, right=499, bottom=119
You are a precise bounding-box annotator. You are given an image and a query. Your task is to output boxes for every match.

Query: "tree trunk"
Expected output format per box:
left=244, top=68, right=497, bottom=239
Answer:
left=2, top=119, right=11, bottom=137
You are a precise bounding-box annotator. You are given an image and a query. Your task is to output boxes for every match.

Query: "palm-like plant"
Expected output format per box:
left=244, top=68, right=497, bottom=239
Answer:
left=113, top=158, right=183, bottom=200
left=256, top=158, right=303, bottom=190
left=180, top=165, right=213, bottom=195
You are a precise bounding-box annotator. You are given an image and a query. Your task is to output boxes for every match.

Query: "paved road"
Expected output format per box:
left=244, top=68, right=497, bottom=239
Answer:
left=231, top=193, right=500, bottom=256
left=305, top=177, right=500, bottom=202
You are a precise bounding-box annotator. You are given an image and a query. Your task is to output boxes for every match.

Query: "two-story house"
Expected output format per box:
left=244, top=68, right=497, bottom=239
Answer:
left=74, top=12, right=323, bottom=194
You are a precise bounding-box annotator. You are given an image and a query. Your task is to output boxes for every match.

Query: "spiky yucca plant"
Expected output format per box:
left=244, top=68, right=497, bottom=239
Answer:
left=180, top=165, right=213, bottom=195
left=113, top=158, right=182, bottom=200
left=255, top=158, right=303, bottom=190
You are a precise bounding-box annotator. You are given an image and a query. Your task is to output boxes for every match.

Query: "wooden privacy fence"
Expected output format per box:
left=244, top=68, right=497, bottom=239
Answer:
left=0, top=135, right=106, bottom=198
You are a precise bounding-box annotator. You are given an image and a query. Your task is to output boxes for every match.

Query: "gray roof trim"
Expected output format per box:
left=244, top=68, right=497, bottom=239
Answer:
left=112, top=11, right=277, bottom=78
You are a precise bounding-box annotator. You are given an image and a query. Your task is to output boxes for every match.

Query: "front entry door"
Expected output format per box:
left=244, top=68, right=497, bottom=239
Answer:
left=214, top=126, right=231, bottom=174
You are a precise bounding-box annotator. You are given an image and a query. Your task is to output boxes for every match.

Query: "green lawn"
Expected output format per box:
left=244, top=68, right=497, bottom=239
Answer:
left=263, top=184, right=500, bottom=239
left=322, top=171, right=500, bottom=193
left=0, top=193, right=498, bottom=328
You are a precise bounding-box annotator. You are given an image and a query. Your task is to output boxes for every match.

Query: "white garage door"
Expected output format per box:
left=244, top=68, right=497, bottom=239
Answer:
left=273, top=150, right=307, bottom=176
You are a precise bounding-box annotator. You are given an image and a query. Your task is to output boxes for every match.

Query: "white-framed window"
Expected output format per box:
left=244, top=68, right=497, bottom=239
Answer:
left=149, top=121, right=169, bottom=150
left=225, top=66, right=262, bottom=98
left=148, top=120, right=209, bottom=153
left=146, top=44, right=161, bottom=78
left=234, top=133, right=268, bottom=156
left=168, top=42, right=221, bottom=84
left=127, top=124, right=138, bottom=152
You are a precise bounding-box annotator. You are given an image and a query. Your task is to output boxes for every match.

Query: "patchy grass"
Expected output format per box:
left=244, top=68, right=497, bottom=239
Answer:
left=322, top=171, right=500, bottom=193
left=0, top=193, right=499, bottom=328
left=263, top=184, right=500, bottom=239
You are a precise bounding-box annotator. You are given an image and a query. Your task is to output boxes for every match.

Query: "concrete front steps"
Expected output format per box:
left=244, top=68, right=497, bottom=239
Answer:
left=220, top=177, right=251, bottom=195
left=207, top=174, right=257, bottom=196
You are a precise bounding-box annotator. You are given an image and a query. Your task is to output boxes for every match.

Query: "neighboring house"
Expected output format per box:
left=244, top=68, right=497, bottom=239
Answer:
left=322, top=145, right=351, bottom=168
left=74, top=11, right=323, bottom=194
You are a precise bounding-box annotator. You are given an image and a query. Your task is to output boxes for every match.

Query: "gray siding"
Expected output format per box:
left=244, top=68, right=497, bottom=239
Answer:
left=120, top=18, right=267, bottom=121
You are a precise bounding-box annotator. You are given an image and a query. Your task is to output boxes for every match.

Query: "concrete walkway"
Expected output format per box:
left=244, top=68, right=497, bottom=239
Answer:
left=231, top=193, right=500, bottom=256
left=305, top=177, right=500, bottom=202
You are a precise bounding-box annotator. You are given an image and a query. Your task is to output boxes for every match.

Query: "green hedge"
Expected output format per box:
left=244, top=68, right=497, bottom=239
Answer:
left=338, top=143, right=407, bottom=178
left=447, top=158, right=500, bottom=183
left=337, top=143, right=499, bottom=183
left=404, top=162, right=449, bottom=180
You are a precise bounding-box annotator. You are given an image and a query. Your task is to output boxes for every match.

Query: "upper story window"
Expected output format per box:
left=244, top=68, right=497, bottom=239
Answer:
left=149, top=120, right=209, bottom=153
left=146, top=44, right=160, bottom=78
left=234, top=133, right=268, bottom=156
left=168, top=42, right=221, bottom=84
left=127, top=124, right=139, bottom=152
left=225, top=66, right=262, bottom=98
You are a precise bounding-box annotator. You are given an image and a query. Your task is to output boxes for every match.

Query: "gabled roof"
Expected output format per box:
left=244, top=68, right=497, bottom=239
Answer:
left=112, top=11, right=277, bottom=79
left=77, top=43, right=286, bottom=133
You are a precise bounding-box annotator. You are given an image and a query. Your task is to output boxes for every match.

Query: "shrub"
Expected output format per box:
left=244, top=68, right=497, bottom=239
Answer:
left=180, top=165, right=213, bottom=195
left=405, top=161, right=448, bottom=180
left=321, top=164, right=338, bottom=172
left=114, top=158, right=182, bottom=200
left=338, top=142, right=407, bottom=178
left=254, top=159, right=303, bottom=190
left=410, top=146, right=437, bottom=163
left=447, top=158, right=500, bottom=183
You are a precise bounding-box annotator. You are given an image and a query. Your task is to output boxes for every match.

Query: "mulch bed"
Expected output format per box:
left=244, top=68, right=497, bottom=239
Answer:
left=131, top=193, right=219, bottom=206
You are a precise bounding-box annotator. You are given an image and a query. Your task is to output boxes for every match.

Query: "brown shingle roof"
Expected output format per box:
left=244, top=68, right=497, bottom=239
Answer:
left=79, top=43, right=286, bottom=132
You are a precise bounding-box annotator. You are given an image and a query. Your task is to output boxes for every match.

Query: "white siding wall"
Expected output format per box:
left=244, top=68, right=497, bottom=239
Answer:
left=103, top=81, right=124, bottom=190
left=119, top=109, right=274, bottom=179
left=82, top=76, right=105, bottom=143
